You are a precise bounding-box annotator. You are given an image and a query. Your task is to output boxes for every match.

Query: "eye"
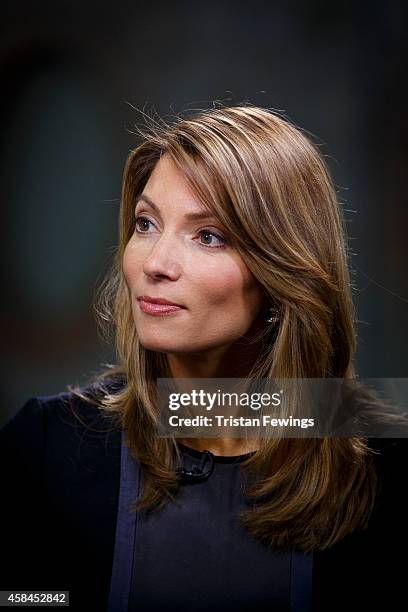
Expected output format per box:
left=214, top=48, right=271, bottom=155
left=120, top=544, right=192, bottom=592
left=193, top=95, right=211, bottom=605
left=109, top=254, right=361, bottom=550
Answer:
left=197, top=229, right=227, bottom=249
left=134, top=215, right=226, bottom=249
left=135, top=215, right=156, bottom=233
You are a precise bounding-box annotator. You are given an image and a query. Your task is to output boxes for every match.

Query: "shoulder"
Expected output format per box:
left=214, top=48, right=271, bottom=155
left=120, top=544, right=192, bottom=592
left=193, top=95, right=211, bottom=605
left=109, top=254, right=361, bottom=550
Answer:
left=361, top=438, right=408, bottom=543
left=0, top=376, right=126, bottom=604
left=313, top=437, right=408, bottom=610
left=366, top=437, right=408, bottom=499
left=0, top=375, right=126, bottom=468
left=368, top=437, right=408, bottom=468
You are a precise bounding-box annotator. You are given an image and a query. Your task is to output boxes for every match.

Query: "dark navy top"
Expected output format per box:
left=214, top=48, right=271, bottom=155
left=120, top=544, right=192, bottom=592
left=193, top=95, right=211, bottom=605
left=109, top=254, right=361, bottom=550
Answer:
left=1, top=386, right=408, bottom=611
left=109, top=430, right=313, bottom=612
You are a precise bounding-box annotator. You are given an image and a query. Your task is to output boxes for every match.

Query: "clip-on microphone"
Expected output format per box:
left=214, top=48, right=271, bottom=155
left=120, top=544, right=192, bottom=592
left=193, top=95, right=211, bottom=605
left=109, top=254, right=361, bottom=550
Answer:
left=176, top=449, right=215, bottom=483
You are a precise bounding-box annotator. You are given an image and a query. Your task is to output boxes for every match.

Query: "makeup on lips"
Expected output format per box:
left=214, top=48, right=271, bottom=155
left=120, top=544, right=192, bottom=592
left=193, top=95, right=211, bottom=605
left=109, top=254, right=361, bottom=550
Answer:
left=137, top=295, right=185, bottom=316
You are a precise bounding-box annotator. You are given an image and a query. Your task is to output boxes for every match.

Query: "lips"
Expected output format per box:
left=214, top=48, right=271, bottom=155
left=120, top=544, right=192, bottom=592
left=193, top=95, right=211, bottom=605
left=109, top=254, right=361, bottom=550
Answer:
left=138, top=295, right=184, bottom=307
left=137, top=295, right=185, bottom=316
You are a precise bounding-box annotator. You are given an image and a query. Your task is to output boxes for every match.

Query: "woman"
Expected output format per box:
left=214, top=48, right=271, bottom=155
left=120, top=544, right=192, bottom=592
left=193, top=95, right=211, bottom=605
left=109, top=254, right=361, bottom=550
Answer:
left=1, top=105, right=406, bottom=612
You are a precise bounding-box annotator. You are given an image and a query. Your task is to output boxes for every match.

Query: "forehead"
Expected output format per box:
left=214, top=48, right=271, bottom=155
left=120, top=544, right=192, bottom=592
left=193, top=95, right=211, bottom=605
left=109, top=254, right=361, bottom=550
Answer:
left=141, top=154, right=204, bottom=213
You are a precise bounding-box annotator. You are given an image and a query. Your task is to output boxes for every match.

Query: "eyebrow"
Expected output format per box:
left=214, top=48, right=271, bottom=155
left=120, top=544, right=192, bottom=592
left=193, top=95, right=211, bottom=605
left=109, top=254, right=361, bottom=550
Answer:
left=135, top=194, right=218, bottom=221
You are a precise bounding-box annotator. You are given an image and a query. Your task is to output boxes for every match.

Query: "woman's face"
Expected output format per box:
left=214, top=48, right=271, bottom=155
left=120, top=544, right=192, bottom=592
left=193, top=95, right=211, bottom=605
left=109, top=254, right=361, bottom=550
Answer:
left=123, top=153, right=266, bottom=355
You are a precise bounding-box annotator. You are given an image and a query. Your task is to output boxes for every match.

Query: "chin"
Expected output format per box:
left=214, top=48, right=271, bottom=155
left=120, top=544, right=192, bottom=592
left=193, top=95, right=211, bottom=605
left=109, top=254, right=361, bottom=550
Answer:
left=135, top=330, right=202, bottom=354
left=139, top=342, right=192, bottom=354
left=136, top=331, right=186, bottom=353
left=137, top=334, right=232, bottom=356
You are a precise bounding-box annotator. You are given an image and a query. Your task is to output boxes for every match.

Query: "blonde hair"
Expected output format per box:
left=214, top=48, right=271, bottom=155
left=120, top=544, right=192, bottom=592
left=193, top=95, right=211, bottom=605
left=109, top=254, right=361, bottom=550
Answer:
left=74, top=105, right=380, bottom=553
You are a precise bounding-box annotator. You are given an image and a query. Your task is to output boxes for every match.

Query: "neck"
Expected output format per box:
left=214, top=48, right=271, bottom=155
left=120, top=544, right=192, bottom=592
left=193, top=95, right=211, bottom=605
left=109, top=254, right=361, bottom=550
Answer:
left=178, top=436, right=260, bottom=456
left=166, top=329, right=264, bottom=456
left=167, top=332, right=264, bottom=380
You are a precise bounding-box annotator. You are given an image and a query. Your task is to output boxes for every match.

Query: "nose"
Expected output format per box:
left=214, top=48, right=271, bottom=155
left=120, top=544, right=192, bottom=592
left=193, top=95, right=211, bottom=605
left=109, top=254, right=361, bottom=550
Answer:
left=142, top=232, right=182, bottom=281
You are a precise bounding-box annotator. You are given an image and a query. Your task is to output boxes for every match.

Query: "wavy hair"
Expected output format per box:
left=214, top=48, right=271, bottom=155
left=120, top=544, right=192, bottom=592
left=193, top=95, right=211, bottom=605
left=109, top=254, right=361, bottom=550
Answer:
left=73, top=105, right=382, bottom=553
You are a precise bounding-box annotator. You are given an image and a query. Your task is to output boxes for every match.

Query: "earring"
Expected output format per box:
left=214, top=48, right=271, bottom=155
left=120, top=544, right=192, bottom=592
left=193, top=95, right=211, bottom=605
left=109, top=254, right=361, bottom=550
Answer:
left=266, top=306, right=280, bottom=325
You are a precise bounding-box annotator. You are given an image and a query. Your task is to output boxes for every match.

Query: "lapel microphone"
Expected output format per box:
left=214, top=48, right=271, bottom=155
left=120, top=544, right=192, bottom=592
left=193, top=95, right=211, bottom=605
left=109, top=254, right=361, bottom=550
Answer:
left=176, top=449, right=215, bottom=483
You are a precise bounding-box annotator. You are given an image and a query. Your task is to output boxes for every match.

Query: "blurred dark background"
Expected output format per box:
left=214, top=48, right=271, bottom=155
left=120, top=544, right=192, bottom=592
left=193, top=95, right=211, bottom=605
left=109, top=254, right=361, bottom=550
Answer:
left=1, top=0, right=407, bottom=424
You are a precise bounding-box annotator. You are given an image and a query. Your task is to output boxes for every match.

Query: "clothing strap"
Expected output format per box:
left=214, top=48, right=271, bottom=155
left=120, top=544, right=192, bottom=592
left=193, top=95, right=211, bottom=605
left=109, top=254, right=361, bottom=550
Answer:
left=108, top=428, right=141, bottom=612
left=290, top=549, right=314, bottom=611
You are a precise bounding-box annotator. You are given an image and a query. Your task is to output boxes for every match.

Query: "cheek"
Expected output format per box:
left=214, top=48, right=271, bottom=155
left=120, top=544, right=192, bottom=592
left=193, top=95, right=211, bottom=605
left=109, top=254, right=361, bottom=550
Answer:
left=197, top=263, right=262, bottom=314
left=191, top=264, right=236, bottom=305
left=122, top=241, right=141, bottom=285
